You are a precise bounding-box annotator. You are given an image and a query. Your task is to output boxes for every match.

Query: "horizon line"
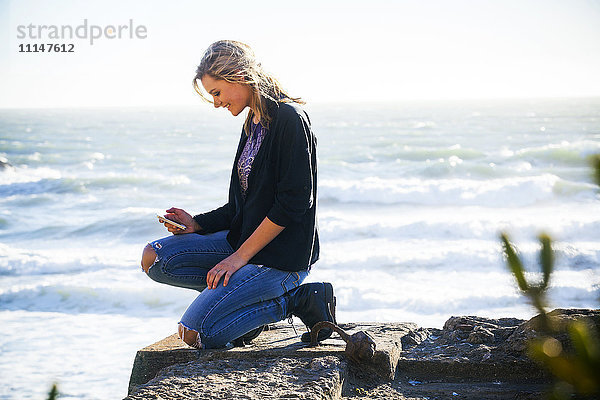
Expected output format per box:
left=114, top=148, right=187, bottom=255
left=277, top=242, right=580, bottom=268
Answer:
left=1, top=95, right=600, bottom=111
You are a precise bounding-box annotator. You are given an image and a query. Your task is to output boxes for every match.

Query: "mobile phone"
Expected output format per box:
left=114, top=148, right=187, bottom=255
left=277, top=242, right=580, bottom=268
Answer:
left=156, top=214, right=187, bottom=230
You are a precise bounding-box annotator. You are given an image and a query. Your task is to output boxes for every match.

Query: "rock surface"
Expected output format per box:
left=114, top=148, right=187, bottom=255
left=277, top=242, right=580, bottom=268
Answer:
left=128, top=356, right=346, bottom=400
left=397, top=315, right=547, bottom=383
left=126, top=309, right=600, bottom=399
left=500, top=308, right=600, bottom=355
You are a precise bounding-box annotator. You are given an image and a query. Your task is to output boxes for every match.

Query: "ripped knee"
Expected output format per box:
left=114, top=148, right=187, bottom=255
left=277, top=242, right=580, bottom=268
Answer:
left=141, top=244, right=158, bottom=274
left=178, top=322, right=202, bottom=349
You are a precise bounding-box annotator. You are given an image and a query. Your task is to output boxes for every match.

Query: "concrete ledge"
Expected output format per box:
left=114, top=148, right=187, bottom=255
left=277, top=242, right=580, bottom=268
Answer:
left=128, top=322, right=408, bottom=395
left=127, top=310, right=600, bottom=399
left=128, top=334, right=199, bottom=394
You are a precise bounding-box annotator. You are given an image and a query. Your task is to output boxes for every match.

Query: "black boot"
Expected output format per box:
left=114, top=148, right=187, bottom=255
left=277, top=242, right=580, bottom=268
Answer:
left=232, top=325, right=266, bottom=347
left=286, top=282, right=336, bottom=343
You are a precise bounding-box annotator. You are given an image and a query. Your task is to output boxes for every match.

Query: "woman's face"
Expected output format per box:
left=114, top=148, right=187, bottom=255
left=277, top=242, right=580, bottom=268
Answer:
left=200, top=74, right=253, bottom=117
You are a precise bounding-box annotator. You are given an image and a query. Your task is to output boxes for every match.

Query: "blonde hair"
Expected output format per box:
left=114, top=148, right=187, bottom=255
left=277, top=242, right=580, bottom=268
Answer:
left=193, top=40, right=304, bottom=134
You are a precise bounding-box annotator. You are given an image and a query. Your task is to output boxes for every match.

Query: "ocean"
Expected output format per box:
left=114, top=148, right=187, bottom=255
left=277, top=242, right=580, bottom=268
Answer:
left=1, top=98, right=599, bottom=399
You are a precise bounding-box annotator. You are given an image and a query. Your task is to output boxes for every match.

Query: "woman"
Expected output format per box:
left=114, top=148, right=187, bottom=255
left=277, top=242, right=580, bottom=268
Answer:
left=140, top=40, right=335, bottom=349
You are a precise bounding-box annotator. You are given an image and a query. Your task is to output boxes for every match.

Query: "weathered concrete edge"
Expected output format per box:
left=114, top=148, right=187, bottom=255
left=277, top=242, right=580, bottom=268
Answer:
left=127, top=355, right=349, bottom=400
left=128, top=347, right=361, bottom=395
left=128, top=348, right=199, bottom=394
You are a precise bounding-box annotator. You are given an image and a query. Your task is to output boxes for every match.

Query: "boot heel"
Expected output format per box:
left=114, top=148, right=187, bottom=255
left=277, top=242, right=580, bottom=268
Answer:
left=300, top=282, right=336, bottom=343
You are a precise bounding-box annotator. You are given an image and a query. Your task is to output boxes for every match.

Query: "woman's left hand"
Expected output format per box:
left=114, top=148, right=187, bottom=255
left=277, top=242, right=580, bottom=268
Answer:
left=207, top=252, right=248, bottom=289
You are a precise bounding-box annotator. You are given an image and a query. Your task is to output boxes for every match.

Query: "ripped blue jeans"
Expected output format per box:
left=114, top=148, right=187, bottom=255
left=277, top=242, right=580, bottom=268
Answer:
left=146, top=230, right=308, bottom=349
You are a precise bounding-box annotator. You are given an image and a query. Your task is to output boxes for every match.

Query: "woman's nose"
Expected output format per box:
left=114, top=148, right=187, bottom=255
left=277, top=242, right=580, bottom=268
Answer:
left=213, top=97, right=222, bottom=108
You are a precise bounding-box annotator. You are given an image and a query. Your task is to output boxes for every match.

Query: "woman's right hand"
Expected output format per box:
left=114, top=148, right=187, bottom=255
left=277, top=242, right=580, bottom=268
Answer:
left=163, top=207, right=200, bottom=235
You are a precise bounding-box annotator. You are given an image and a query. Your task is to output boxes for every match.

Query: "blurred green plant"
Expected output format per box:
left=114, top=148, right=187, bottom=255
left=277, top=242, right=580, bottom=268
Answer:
left=47, top=383, right=58, bottom=400
left=501, top=233, right=600, bottom=399
left=501, top=232, right=553, bottom=331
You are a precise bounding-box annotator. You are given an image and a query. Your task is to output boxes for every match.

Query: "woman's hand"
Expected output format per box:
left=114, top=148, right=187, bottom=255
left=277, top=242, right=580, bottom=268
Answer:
left=205, top=217, right=284, bottom=289
left=207, top=252, right=248, bottom=289
left=163, top=207, right=201, bottom=235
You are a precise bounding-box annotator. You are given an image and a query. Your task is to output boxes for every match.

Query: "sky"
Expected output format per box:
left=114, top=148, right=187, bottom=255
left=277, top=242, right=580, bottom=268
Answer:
left=0, top=0, right=599, bottom=108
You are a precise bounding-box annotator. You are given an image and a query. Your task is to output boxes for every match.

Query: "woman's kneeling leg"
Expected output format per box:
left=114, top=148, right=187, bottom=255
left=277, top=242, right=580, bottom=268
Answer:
left=140, top=231, right=234, bottom=291
left=178, top=265, right=308, bottom=349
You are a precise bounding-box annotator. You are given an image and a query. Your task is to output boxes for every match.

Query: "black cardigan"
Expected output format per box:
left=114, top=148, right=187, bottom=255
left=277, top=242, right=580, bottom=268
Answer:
left=193, top=101, right=319, bottom=272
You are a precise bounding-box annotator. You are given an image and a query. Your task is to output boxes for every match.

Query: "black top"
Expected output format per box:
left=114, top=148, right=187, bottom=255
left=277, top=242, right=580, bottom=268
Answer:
left=193, top=101, right=319, bottom=272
